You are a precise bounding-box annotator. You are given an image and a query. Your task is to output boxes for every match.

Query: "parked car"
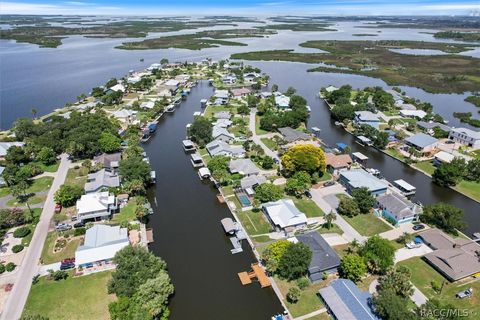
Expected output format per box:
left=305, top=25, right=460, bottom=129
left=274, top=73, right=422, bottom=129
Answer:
left=71, top=215, right=78, bottom=222
left=445, top=140, right=455, bottom=144
left=456, top=288, right=473, bottom=299
left=413, top=224, right=425, bottom=231
left=54, top=204, right=62, bottom=213
left=55, top=223, right=72, bottom=231
left=304, top=191, right=312, bottom=199
left=323, top=181, right=335, bottom=187
left=73, top=222, right=85, bottom=229
left=406, top=241, right=422, bottom=249
left=60, top=263, right=75, bottom=270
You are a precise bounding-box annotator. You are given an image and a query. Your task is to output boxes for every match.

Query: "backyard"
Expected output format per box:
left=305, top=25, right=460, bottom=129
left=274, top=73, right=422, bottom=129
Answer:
left=65, top=165, right=89, bottom=188
left=454, top=180, right=480, bottom=203
left=109, top=198, right=138, bottom=225
left=23, top=271, right=116, bottom=320
left=412, top=161, right=436, bottom=176
left=40, top=231, right=83, bottom=264
left=203, top=104, right=237, bottom=118
left=343, top=213, right=392, bottom=236
left=291, top=197, right=324, bottom=218
left=236, top=209, right=272, bottom=235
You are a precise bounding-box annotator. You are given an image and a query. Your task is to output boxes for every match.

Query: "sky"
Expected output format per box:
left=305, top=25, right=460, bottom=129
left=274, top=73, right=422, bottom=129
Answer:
left=2, top=0, right=480, bottom=16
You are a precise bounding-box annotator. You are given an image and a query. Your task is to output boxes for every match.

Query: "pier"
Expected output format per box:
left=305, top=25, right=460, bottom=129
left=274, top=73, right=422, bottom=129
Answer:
left=238, top=264, right=271, bottom=288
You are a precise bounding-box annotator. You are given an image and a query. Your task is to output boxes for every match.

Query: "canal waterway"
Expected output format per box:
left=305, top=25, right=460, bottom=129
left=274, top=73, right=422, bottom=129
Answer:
left=143, top=81, right=283, bottom=320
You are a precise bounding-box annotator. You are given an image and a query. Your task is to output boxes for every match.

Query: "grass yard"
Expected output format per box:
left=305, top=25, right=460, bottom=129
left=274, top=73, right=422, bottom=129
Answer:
left=23, top=271, right=115, bottom=320
left=65, top=166, right=89, bottom=188
left=274, top=276, right=331, bottom=318
left=399, top=257, right=480, bottom=319
left=255, top=115, right=269, bottom=135
left=384, top=148, right=408, bottom=162
left=260, top=137, right=278, bottom=151
left=317, top=223, right=344, bottom=235
left=40, top=231, right=83, bottom=264
left=7, top=194, right=45, bottom=207
left=34, top=161, right=60, bottom=173
left=318, top=171, right=332, bottom=182
left=203, top=105, right=237, bottom=118
left=413, top=161, right=436, bottom=176
left=0, top=187, right=10, bottom=198
left=222, top=185, right=235, bottom=197
left=28, top=177, right=54, bottom=193
left=110, top=198, right=138, bottom=225
left=343, top=213, right=392, bottom=236
left=292, top=197, right=324, bottom=218
left=454, top=180, right=480, bottom=202
left=236, top=210, right=272, bottom=235
left=332, top=243, right=351, bottom=258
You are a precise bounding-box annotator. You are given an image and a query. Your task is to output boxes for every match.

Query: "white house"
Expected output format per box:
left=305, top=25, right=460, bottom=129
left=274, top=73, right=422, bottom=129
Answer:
left=110, top=84, right=125, bottom=93
left=222, top=74, right=237, bottom=84
left=229, top=159, right=260, bottom=176
left=127, top=75, right=141, bottom=84
left=76, top=192, right=117, bottom=222
left=275, top=95, right=290, bottom=109
left=75, top=224, right=129, bottom=268
left=212, top=126, right=235, bottom=143
left=205, top=140, right=245, bottom=158
left=262, top=199, right=307, bottom=231
left=0, top=142, right=25, bottom=159
left=448, top=127, right=480, bottom=149
left=400, top=109, right=427, bottom=119
left=140, top=101, right=155, bottom=109
left=112, top=109, right=137, bottom=123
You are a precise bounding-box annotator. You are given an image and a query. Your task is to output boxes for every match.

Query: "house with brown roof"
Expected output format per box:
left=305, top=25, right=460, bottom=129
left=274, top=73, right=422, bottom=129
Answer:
left=325, top=153, right=352, bottom=175
left=419, top=229, right=480, bottom=281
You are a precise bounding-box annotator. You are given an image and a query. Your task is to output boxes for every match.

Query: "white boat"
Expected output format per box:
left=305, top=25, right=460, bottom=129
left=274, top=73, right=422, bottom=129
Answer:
left=198, top=167, right=211, bottom=180
left=190, top=153, right=204, bottom=168
left=182, top=139, right=195, bottom=152
left=366, top=168, right=381, bottom=176
left=193, top=111, right=202, bottom=116
left=165, top=104, right=175, bottom=113
left=392, top=179, right=416, bottom=196
left=306, top=105, right=311, bottom=113
left=311, top=127, right=321, bottom=133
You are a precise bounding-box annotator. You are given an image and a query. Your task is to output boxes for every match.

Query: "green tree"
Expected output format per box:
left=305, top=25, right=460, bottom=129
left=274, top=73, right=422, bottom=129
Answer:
left=5, top=146, right=28, bottom=164
left=285, top=86, right=296, bottom=96
left=254, top=184, right=283, bottom=203
left=324, top=211, right=336, bottom=229
left=237, top=104, right=250, bottom=115
left=109, top=296, right=150, bottom=320
left=10, top=177, right=33, bottom=213
left=285, top=171, right=311, bottom=197
left=133, top=272, right=174, bottom=319
left=189, top=117, right=212, bottom=147
left=337, top=197, right=360, bottom=217
left=271, top=84, right=279, bottom=92
left=99, top=132, right=121, bottom=153
left=351, top=187, right=375, bottom=214
left=278, top=242, right=312, bottom=280
left=465, top=158, right=480, bottom=182
left=339, top=254, right=367, bottom=282
left=373, top=290, right=416, bottom=320
left=36, top=147, right=56, bottom=165
left=262, top=240, right=291, bottom=272
left=420, top=203, right=465, bottom=235
left=331, top=103, right=356, bottom=121
left=432, top=157, right=467, bottom=187
left=359, top=235, right=395, bottom=274
left=119, top=156, right=152, bottom=185
left=286, top=287, right=301, bottom=303
left=416, top=299, right=461, bottom=320
left=377, top=266, right=414, bottom=298
left=281, top=144, right=326, bottom=176
left=54, top=184, right=83, bottom=207
left=31, top=108, right=38, bottom=119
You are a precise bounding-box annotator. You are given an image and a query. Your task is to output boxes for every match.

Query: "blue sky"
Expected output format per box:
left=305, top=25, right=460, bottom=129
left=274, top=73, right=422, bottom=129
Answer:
left=2, top=0, right=480, bottom=15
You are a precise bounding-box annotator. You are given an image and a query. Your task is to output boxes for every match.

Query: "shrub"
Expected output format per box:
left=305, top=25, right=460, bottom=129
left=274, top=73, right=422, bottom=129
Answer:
left=54, top=184, right=84, bottom=207
left=13, top=226, right=31, bottom=238
left=286, top=287, right=301, bottom=303
left=296, top=277, right=310, bottom=290
left=74, top=228, right=86, bottom=236
left=0, top=264, right=5, bottom=274
left=12, top=244, right=24, bottom=253
left=6, top=262, right=16, bottom=272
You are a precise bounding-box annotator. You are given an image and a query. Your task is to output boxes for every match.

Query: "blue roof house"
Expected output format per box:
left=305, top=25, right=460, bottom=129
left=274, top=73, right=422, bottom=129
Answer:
left=354, top=111, right=380, bottom=129
left=339, top=169, right=388, bottom=197
left=319, top=279, right=380, bottom=320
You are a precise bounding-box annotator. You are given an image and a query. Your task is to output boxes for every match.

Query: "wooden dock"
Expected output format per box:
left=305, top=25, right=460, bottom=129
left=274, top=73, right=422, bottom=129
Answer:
left=238, top=263, right=271, bottom=288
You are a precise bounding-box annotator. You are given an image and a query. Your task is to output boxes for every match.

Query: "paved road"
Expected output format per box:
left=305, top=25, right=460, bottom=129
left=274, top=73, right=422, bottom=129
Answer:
left=1, top=154, right=70, bottom=320
left=249, top=109, right=282, bottom=168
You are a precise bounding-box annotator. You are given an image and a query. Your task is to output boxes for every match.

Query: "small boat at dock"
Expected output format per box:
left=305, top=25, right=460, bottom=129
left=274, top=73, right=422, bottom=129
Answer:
left=198, top=167, right=211, bottom=180
left=182, top=139, right=195, bottom=152
left=190, top=153, right=204, bottom=168
left=165, top=104, right=175, bottom=113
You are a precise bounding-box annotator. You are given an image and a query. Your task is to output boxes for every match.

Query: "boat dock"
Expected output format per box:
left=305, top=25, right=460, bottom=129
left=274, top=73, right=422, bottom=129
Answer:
left=238, top=263, right=271, bottom=288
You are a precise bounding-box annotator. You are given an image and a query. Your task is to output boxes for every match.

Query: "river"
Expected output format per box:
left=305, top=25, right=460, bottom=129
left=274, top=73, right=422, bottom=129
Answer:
left=143, top=81, right=283, bottom=319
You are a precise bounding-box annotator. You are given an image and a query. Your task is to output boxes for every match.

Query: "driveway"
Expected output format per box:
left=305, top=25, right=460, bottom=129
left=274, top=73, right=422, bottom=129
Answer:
left=369, top=279, right=428, bottom=307
left=379, top=223, right=430, bottom=240
left=1, top=154, right=71, bottom=320
left=394, top=244, right=433, bottom=263
left=249, top=109, right=282, bottom=168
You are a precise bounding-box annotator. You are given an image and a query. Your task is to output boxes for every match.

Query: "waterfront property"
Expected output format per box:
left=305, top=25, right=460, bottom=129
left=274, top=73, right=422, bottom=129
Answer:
left=213, top=111, right=231, bottom=120
left=84, top=169, right=120, bottom=193
left=76, top=191, right=117, bottom=222
left=374, top=192, right=420, bottom=226
left=419, top=229, right=480, bottom=281
left=240, top=174, right=267, bottom=190
left=417, top=121, right=451, bottom=133
left=319, top=279, right=379, bottom=320
left=214, top=90, right=230, bottom=105
left=399, top=109, right=427, bottom=119
left=212, top=125, right=235, bottom=143
left=339, top=169, right=388, bottom=196
left=111, top=109, right=138, bottom=123
left=448, top=127, right=480, bottom=149
left=205, top=140, right=246, bottom=158
left=433, top=151, right=454, bottom=166
left=0, top=141, right=25, bottom=159
left=404, top=133, right=439, bottom=155
left=353, top=111, right=380, bottom=129
left=295, top=232, right=341, bottom=282
left=93, top=152, right=122, bottom=172
left=278, top=127, right=310, bottom=143
left=262, top=199, right=307, bottom=232
left=229, top=158, right=260, bottom=176
left=392, top=179, right=416, bottom=196
left=325, top=153, right=352, bottom=175
left=231, top=87, right=252, bottom=97
left=275, top=94, right=290, bottom=109
left=75, top=224, right=129, bottom=268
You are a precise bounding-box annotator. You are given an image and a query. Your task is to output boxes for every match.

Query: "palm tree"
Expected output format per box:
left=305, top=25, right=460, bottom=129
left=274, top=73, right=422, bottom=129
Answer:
left=11, top=179, right=33, bottom=214
left=31, top=108, right=38, bottom=119
left=347, top=238, right=360, bottom=254
left=324, top=210, right=336, bottom=229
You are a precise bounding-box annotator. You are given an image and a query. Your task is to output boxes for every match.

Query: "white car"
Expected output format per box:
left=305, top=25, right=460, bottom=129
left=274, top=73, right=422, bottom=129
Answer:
left=406, top=241, right=421, bottom=249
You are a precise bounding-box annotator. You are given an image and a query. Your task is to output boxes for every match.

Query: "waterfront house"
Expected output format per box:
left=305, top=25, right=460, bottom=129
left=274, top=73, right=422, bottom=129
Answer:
left=417, top=121, right=451, bottom=133
left=278, top=127, right=310, bottom=143
left=374, top=192, right=419, bottom=226
left=433, top=151, right=455, bottom=166
left=164, top=79, right=180, bottom=87
left=419, top=229, right=480, bottom=281
left=110, top=83, right=125, bottom=93
left=353, top=111, right=380, bottom=129
left=112, top=109, right=138, bottom=123
left=325, top=153, right=352, bottom=175
left=127, top=75, right=141, bottom=84
left=214, top=90, right=230, bottom=105
left=260, top=91, right=273, bottom=99
left=231, top=87, right=252, bottom=97
left=212, top=126, right=235, bottom=143
left=93, top=152, right=122, bottom=172
left=229, top=159, right=260, bottom=176
left=213, top=119, right=233, bottom=128
left=75, top=224, right=129, bottom=268
left=339, top=169, right=388, bottom=196
left=76, top=191, right=117, bottom=222
left=84, top=169, right=120, bottom=193
left=448, top=127, right=480, bottom=149
left=0, top=142, right=25, bottom=160
left=295, top=232, right=341, bottom=282
left=213, top=111, right=231, bottom=120
left=205, top=140, right=245, bottom=158
left=400, top=109, right=427, bottom=119
left=325, top=85, right=338, bottom=93
left=240, top=175, right=267, bottom=190
left=140, top=101, right=155, bottom=110
left=262, top=199, right=307, bottom=232
left=222, top=74, right=237, bottom=85
left=319, top=279, right=380, bottom=320
left=275, top=95, right=290, bottom=109
left=404, top=133, right=438, bottom=155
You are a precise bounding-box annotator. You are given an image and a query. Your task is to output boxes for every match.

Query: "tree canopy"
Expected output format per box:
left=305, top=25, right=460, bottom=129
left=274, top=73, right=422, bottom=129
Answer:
left=254, top=183, right=283, bottom=203
left=262, top=240, right=291, bottom=273
left=119, top=156, right=152, bottom=185
left=339, top=254, right=367, bottom=282
left=189, top=116, right=212, bottom=147
left=359, top=235, right=395, bottom=274
left=281, top=144, right=326, bottom=176
left=351, top=187, right=375, bottom=214
left=420, top=203, right=465, bottom=235
left=54, top=184, right=83, bottom=207
left=432, top=158, right=467, bottom=187
left=277, top=242, right=312, bottom=280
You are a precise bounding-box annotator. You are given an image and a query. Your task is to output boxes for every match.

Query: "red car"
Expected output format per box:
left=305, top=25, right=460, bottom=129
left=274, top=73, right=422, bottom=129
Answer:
left=54, top=204, right=62, bottom=213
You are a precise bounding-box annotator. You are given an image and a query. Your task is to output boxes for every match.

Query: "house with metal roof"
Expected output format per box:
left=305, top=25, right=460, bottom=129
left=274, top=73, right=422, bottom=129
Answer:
left=75, top=224, right=129, bottom=268
left=262, top=199, right=307, bottom=232
left=240, top=175, right=267, bottom=190
left=354, top=111, right=380, bottom=129
left=404, top=133, right=438, bottom=154
left=205, top=140, right=245, bottom=158
left=400, top=109, right=427, bottom=119
left=433, top=151, right=455, bottom=166
left=84, top=169, right=120, bottom=193
left=448, top=127, right=480, bottom=149
left=339, top=169, right=388, bottom=196
left=229, top=159, right=260, bottom=176
left=278, top=127, right=310, bottom=143
left=76, top=192, right=117, bottom=222
left=212, top=126, right=235, bottom=143
left=417, top=121, right=451, bottom=133
left=319, top=279, right=380, bottom=320
left=296, top=232, right=341, bottom=282
left=275, top=95, right=290, bottom=109
left=374, top=192, right=420, bottom=226
left=0, top=142, right=25, bottom=159
left=93, top=152, right=122, bottom=172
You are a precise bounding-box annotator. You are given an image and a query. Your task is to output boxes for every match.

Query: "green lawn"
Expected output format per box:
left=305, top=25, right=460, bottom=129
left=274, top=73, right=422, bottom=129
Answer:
left=203, top=105, right=237, bottom=118
left=292, top=197, right=324, bottom=218
left=236, top=210, right=272, bottom=235
left=0, top=187, right=10, bottom=198
left=384, top=148, right=408, bottom=162
left=255, top=115, right=269, bottom=135
left=317, top=223, right=344, bottom=235
left=109, top=198, right=137, bottom=225
left=398, top=257, right=480, bottom=319
left=24, top=271, right=115, bottom=320
left=7, top=194, right=45, bottom=207
left=34, top=161, right=60, bottom=173
left=343, top=213, right=392, bottom=236
left=65, top=166, right=89, bottom=188
left=222, top=185, right=235, bottom=197
left=413, top=161, right=436, bottom=176
left=28, top=177, right=54, bottom=193
left=318, top=171, right=332, bottom=182
left=455, top=180, right=480, bottom=202
left=260, top=137, right=278, bottom=151
left=40, top=231, right=82, bottom=264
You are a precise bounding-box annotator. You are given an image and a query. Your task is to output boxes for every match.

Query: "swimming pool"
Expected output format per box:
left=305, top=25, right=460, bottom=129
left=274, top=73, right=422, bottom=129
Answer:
left=238, top=194, right=251, bottom=207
